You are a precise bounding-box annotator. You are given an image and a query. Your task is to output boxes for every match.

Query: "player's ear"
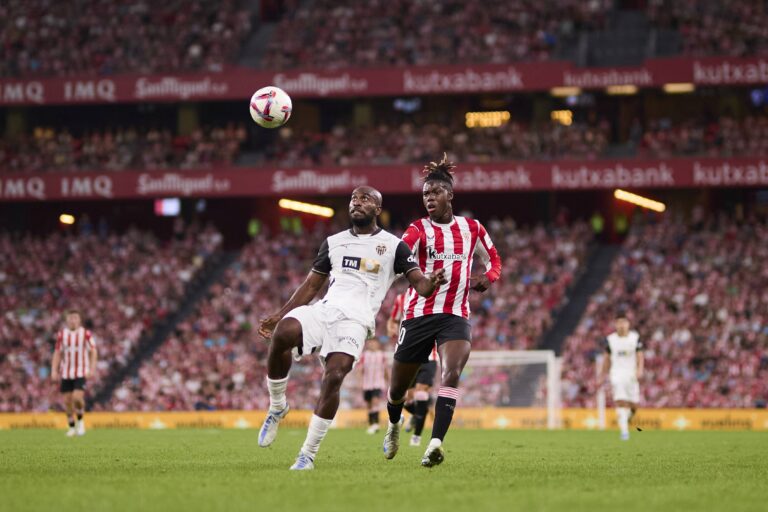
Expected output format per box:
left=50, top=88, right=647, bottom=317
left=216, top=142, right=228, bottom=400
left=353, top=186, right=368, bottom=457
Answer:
left=447, top=189, right=454, bottom=201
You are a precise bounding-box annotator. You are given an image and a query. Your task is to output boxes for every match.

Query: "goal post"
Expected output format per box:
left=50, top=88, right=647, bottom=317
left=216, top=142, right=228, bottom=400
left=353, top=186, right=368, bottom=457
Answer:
left=462, top=350, right=562, bottom=429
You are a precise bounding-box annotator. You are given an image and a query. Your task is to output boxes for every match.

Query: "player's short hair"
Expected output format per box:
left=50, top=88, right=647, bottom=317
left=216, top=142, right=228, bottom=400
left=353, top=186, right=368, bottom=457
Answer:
left=66, top=309, right=81, bottom=317
left=423, top=153, right=456, bottom=188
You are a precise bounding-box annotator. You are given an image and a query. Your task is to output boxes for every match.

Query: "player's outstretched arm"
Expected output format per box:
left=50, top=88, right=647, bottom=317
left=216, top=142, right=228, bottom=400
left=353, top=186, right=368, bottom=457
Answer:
left=258, top=270, right=328, bottom=339
left=406, top=268, right=447, bottom=298
left=471, top=222, right=502, bottom=292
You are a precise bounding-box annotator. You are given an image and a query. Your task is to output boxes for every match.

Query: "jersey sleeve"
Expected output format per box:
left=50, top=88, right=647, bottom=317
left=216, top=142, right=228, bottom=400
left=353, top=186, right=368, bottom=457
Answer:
left=311, top=238, right=332, bottom=275
left=393, top=240, right=419, bottom=276
left=474, top=222, right=502, bottom=283
left=55, top=331, right=62, bottom=351
left=401, top=223, right=421, bottom=252
left=603, top=337, right=611, bottom=353
left=635, top=334, right=643, bottom=351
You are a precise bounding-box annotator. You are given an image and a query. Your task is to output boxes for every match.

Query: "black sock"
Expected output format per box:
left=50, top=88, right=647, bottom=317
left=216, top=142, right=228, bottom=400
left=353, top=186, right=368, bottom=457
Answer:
left=413, top=400, right=428, bottom=436
left=68, top=417, right=75, bottom=428
left=432, top=388, right=458, bottom=441
left=76, top=413, right=83, bottom=421
left=387, top=400, right=404, bottom=424
left=403, top=401, right=416, bottom=415
left=368, top=411, right=376, bottom=426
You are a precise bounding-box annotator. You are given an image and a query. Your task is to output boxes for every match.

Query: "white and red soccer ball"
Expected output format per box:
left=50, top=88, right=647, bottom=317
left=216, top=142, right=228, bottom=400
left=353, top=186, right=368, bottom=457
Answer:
left=249, top=86, right=292, bottom=128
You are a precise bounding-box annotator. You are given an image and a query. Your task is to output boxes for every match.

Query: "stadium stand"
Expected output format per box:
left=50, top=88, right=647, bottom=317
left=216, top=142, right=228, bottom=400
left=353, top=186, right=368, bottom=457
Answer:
left=262, top=0, right=610, bottom=69
left=0, top=224, right=222, bottom=412
left=0, top=124, right=247, bottom=173
left=0, top=0, right=252, bottom=77
left=647, top=0, right=768, bottom=57
left=562, top=211, right=768, bottom=408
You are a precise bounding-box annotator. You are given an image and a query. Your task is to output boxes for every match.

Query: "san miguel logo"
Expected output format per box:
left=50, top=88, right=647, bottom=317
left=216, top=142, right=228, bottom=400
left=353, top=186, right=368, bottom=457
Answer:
left=376, top=244, right=387, bottom=255
left=427, top=246, right=464, bottom=261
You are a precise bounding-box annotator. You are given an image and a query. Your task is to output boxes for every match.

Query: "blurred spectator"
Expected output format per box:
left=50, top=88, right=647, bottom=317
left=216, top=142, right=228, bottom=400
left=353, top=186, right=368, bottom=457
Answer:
left=0, top=0, right=252, bottom=77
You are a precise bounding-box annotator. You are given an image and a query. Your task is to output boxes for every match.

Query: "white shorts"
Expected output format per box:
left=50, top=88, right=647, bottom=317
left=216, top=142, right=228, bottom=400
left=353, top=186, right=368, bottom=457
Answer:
left=284, top=302, right=369, bottom=364
left=611, top=377, right=641, bottom=404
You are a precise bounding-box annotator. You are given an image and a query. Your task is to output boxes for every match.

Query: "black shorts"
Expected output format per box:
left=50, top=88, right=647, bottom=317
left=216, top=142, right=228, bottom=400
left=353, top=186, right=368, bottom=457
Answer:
left=415, top=360, right=438, bottom=387
left=394, top=313, right=471, bottom=364
left=363, top=389, right=382, bottom=402
left=60, top=378, right=86, bottom=393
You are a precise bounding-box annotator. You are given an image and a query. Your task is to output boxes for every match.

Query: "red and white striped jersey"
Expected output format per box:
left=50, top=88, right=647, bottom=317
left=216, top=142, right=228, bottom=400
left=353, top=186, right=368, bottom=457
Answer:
left=390, top=292, right=406, bottom=322
left=55, top=327, right=96, bottom=379
left=359, top=350, right=387, bottom=391
left=401, top=216, right=501, bottom=320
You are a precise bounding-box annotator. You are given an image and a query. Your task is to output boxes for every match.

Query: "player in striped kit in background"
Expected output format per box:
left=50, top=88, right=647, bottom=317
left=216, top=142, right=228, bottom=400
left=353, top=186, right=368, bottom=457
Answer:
left=359, top=339, right=389, bottom=434
left=50, top=310, right=98, bottom=437
left=383, top=154, right=502, bottom=467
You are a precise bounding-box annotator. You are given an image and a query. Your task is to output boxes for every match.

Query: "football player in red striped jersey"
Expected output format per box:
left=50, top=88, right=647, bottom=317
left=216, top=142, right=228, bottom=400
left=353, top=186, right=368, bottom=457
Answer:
left=51, top=310, right=98, bottom=437
left=383, top=154, right=502, bottom=467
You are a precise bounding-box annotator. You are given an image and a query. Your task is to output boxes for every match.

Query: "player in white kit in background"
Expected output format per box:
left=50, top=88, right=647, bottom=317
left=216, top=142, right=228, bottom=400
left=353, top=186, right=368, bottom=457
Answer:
left=598, top=312, right=644, bottom=440
left=257, top=186, right=447, bottom=470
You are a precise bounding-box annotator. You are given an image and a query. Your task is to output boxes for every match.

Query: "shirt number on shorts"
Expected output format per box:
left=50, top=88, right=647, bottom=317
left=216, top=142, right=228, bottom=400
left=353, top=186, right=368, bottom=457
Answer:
left=398, top=326, right=406, bottom=345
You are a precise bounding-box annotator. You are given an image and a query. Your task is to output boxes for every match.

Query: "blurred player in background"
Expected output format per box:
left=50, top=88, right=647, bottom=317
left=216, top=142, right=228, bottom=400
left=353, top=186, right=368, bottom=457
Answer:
left=387, top=291, right=437, bottom=447
left=384, top=155, right=502, bottom=467
left=50, top=310, right=97, bottom=437
left=359, top=339, right=389, bottom=434
left=598, top=312, right=644, bottom=440
left=257, top=186, right=446, bottom=470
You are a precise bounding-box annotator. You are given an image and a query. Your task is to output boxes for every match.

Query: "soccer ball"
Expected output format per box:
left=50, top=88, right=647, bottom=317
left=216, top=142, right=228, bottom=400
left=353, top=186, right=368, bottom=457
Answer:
left=249, top=86, right=292, bottom=128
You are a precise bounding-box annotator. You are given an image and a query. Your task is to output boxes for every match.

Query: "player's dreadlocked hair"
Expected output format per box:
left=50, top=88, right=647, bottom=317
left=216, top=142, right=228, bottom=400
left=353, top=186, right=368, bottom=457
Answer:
left=422, top=152, right=456, bottom=187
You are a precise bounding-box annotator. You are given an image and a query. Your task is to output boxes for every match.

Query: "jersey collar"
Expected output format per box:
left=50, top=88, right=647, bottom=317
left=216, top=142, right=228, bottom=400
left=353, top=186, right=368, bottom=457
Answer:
left=349, top=227, right=383, bottom=237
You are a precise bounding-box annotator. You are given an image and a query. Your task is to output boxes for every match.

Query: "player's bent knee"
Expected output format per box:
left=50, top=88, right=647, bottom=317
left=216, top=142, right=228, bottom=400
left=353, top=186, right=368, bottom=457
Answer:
left=441, top=367, right=462, bottom=387
left=323, top=367, right=350, bottom=390
left=272, top=318, right=302, bottom=348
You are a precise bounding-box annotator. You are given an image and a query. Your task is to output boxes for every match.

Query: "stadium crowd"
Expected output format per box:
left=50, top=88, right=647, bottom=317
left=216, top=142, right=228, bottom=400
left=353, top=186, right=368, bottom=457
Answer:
left=0, top=0, right=252, bottom=77
left=0, top=223, right=222, bottom=412
left=263, top=0, right=610, bottom=69
left=266, top=121, right=612, bottom=167
left=647, top=0, right=768, bottom=57
left=562, top=211, right=768, bottom=409
left=107, top=218, right=592, bottom=411
left=637, top=116, right=768, bottom=158
left=0, top=124, right=247, bottom=173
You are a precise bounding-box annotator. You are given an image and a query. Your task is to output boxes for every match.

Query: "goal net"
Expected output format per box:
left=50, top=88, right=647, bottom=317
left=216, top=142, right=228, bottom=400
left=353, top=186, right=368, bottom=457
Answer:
left=343, top=349, right=562, bottom=430
left=457, top=350, right=562, bottom=430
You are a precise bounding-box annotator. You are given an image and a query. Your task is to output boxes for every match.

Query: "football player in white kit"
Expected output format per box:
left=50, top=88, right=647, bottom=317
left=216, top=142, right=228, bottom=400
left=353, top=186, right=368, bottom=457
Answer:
left=257, top=186, right=447, bottom=470
left=598, top=313, right=644, bottom=440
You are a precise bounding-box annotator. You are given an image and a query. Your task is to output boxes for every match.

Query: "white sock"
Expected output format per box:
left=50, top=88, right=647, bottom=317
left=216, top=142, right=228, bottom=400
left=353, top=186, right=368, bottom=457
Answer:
left=301, top=415, right=333, bottom=460
left=617, top=407, right=630, bottom=436
left=428, top=438, right=442, bottom=450
left=267, top=376, right=288, bottom=411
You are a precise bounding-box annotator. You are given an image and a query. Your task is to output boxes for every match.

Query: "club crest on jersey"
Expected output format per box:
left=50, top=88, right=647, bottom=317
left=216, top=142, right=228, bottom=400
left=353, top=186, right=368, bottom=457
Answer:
left=376, top=244, right=387, bottom=255
left=427, top=246, right=464, bottom=261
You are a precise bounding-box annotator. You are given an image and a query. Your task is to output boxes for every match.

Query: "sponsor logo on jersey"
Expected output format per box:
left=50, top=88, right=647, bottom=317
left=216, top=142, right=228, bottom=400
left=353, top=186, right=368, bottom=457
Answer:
left=342, top=256, right=361, bottom=270
left=427, top=246, right=465, bottom=261
left=342, top=256, right=380, bottom=273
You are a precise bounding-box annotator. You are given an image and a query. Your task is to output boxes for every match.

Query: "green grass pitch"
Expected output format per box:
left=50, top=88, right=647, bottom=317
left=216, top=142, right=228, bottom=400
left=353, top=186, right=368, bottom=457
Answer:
left=1, top=428, right=766, bottom=512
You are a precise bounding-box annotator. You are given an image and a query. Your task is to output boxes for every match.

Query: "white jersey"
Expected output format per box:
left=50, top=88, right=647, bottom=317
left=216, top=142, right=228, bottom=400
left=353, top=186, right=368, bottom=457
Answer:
left=312, top=228, right=419, bottom=331
left=604, top=331, right=642, bottom=380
